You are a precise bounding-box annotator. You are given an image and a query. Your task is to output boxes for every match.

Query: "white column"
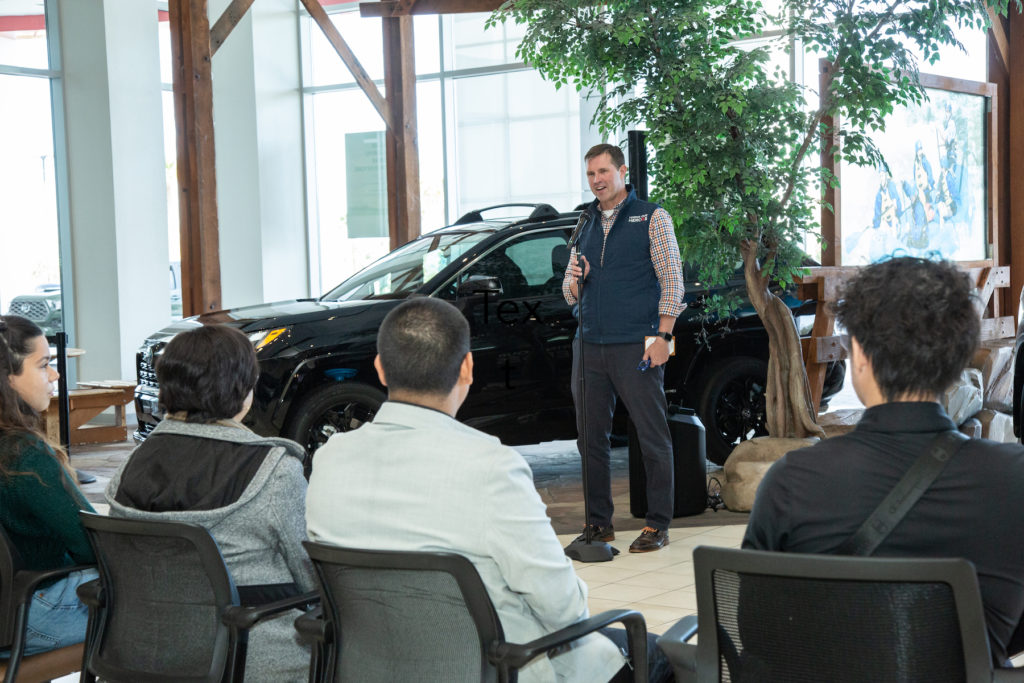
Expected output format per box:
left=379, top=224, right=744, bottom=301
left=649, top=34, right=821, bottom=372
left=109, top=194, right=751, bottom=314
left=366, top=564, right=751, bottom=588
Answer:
left=58, top=0, right=169, bottom=382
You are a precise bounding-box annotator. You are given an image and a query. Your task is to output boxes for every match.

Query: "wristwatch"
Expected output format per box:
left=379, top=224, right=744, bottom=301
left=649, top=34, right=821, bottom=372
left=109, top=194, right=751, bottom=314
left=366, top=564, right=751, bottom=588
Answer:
left=656, top=331, right=673, bottom=342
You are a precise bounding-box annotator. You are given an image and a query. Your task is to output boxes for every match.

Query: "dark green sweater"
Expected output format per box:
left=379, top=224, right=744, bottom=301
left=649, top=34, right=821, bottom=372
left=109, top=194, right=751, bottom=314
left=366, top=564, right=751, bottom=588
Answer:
left=0, top=432, right=95, bottom=570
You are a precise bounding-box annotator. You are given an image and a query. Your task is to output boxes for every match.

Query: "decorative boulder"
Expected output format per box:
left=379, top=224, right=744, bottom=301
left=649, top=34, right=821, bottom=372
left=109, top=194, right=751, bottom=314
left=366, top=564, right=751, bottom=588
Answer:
left=722, top=436, right=819, bottom=512
left=969, top=339, right=1015, bottom=413
left=974, top=409, right=1016, bottom=443
left=941, top=368, right=983, bottom=427
left=818, top=408, right=864, bottom=439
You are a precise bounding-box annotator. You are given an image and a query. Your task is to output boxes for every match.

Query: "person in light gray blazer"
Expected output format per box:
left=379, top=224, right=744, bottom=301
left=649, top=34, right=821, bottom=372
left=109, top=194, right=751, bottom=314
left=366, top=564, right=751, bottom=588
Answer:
left=307, top=297, right=670, bottom=683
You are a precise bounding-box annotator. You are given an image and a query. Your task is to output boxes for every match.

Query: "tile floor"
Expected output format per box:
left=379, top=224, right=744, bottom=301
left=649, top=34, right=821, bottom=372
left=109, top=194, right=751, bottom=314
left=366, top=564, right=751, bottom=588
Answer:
left=559, top=522, right=745, bottom=635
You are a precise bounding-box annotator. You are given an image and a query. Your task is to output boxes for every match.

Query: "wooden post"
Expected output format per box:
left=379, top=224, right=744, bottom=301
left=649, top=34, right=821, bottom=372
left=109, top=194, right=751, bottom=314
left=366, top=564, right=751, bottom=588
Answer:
left=169, top=0, right=222, bottom=316
left=819, top=60, right=839, bottom=267
left=1008, top=8, right=1024, bottom=323
left=382, top=15, right=420, bottom=249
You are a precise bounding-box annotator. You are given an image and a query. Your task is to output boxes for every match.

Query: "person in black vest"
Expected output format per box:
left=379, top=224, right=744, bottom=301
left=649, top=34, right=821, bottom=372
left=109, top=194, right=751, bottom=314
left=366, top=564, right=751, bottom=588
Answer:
left=563, top=144, right=685, bottom=553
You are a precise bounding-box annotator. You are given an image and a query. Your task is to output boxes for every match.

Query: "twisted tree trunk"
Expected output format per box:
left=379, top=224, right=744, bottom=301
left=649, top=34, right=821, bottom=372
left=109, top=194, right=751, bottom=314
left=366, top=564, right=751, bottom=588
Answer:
left=740, top=239, right=825, bottom=440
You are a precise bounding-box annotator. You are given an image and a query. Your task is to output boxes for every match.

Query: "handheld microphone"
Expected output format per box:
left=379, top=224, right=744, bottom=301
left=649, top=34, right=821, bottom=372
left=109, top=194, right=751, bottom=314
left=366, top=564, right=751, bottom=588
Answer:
left=567, top=209, right=592, bottom=251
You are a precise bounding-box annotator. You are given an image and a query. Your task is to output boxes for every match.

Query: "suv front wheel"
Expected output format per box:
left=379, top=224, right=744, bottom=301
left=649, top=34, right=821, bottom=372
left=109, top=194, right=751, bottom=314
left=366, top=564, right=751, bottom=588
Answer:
left=698, top=357, right=769, bottom=466
left=283, top=382, right=385, bottom=473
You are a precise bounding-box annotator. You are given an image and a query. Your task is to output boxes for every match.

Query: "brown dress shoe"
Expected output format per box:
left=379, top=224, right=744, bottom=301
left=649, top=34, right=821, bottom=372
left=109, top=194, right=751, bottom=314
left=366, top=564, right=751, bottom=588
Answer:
left=572, top=525, right=615, bottom=543
left=629, top=526, right=668, bottom=552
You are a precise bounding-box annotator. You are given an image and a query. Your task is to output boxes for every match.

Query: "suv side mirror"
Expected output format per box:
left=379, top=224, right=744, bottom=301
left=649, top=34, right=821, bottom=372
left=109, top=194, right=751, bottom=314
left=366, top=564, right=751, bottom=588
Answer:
left=457, top=276, right=503, bottom=298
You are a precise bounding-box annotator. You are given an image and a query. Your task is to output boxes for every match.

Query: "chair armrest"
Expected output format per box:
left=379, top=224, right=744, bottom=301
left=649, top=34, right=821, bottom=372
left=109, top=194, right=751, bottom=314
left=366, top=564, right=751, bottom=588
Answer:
left=293, top=606, right=327, bottom=642
left=222, top=591, right=320, bottom=631
left=11, top=564, right=95, bottom=603
left=75, top=578, right=103, bottom=608
left=656, top=616, right=699, bottom=682
left=491, top=609, right=646, bottom=671
left=994, top=666, right=1024, bottom=682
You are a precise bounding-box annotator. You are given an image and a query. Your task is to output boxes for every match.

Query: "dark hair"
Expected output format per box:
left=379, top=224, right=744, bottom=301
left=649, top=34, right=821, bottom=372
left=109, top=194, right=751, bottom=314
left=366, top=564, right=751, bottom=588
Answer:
left=377, top=298, right=470, bottom=396
left=585, top=143, right=626, bottom=169
left=832, top=257, right=979, bottom=401
left=157, top=325, right=260, bottom=422
left=0, top=315, right=71, bottom=478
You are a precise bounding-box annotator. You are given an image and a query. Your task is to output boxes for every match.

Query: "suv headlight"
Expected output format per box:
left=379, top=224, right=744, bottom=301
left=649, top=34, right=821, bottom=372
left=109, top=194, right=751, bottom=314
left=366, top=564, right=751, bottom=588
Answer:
left=248, top=328, right=287, bottom=350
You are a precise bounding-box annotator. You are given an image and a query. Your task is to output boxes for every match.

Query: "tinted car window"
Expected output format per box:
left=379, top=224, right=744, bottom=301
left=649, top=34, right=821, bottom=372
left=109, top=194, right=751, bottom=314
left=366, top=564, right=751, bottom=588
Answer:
left=439, top=231, right=568, bottom=299
left=322, top=231, right=491, bottom=301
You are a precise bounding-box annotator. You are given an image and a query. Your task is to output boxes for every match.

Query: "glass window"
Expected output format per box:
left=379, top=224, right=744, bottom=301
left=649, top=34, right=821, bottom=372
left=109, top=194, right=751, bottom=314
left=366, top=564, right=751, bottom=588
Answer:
left=443, top=12, right=523, bottom=71
left=322, top=229, right=492, bottom=301
left=439, top=229, right=569, bottom=300
left=447, top=69, right=581, bottom=217
left=0, top=4, right=49, bottom=70
left=0, top=74, right=62, bottom=334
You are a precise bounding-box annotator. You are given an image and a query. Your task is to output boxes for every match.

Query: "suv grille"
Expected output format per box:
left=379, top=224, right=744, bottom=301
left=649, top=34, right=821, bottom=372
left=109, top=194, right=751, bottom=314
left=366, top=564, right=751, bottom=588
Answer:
left=136, top=343, right=164, bottom=388
left=7, top=299, right=49, bottom=322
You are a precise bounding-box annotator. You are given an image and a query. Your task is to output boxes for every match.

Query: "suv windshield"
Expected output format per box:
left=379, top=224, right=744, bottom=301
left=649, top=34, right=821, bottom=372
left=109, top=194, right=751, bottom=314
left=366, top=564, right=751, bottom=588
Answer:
left=321, top=230, right=492, bottom=302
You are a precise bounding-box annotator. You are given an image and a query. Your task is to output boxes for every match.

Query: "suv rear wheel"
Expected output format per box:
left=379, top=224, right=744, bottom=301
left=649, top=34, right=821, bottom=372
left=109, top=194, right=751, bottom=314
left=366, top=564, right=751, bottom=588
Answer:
left=283, top=383, right=385, bottom=472
left=698, top=357, right=769, bottom=466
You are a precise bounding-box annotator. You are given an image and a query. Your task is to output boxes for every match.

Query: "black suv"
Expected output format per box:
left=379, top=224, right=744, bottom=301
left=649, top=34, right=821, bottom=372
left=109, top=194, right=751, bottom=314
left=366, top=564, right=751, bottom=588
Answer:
left=134, top=204, right=844, bottom=465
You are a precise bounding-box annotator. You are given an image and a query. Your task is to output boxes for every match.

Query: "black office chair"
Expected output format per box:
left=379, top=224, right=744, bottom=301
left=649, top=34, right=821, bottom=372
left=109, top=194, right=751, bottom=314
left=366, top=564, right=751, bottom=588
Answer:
left=78, top=512, right=316, bottom=683
left=296, top=542, right=647, bottom=683
left=0, top=524, right=92, bottom=683
left=657, top=545, right=1024, bottom=682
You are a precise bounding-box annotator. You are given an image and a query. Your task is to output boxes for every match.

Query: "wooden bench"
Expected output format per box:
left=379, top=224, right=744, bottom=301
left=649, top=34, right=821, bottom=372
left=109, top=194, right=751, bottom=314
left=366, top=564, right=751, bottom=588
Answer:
left=43, top=381, right=136, bottom=446
left=0, top=642, right=83, bottom=682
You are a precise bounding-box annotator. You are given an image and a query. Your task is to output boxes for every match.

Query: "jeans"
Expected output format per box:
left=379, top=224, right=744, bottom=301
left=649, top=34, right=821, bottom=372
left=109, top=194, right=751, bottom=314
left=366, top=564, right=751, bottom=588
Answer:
left=601, top=626, right=675, bottom=682
left=0, top=568, right=97, bottom=657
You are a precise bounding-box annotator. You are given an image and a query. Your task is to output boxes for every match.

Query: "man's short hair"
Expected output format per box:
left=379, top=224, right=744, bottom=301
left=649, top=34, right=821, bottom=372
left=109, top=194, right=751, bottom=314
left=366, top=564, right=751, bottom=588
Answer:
left=377, top=298, right=470, bottom=396
left=585, top=143, right=626, bottom=169
left=157, top=324, right=259, bottom=422
left=833, top=257, right=979, bottom=401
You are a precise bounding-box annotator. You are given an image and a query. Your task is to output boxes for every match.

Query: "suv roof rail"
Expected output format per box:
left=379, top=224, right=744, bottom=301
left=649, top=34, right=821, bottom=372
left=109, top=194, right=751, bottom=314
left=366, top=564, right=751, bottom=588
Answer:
left=454, top=203, right=561, bottom=225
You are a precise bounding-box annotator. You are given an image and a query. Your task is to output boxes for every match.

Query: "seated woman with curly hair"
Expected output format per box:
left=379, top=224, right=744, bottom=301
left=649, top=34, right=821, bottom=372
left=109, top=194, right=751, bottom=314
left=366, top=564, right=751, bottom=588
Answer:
left=106, top=324, right=314, bottom=682
left=0, top=315, right=97, bottom=657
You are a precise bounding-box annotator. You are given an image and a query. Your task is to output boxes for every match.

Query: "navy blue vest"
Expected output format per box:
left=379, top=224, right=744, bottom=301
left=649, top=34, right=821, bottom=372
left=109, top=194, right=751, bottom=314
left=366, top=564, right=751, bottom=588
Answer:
left=577, top=188, right=662, bottom=344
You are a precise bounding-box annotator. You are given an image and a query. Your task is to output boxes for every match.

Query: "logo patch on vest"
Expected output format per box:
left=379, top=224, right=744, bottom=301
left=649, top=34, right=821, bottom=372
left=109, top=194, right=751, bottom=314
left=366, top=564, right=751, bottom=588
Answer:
left=628, top=214, right=648, bottom=223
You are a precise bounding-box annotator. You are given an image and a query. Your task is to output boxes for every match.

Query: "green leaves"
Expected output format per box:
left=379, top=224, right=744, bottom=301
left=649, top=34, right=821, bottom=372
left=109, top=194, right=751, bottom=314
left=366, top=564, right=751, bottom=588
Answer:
left=493, top=0, right=1005, bottom=314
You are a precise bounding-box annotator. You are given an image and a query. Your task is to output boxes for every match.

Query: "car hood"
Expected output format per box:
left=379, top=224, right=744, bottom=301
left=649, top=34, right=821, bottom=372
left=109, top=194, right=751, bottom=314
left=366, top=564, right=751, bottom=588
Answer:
left=142, top=298, right=383, bottom=343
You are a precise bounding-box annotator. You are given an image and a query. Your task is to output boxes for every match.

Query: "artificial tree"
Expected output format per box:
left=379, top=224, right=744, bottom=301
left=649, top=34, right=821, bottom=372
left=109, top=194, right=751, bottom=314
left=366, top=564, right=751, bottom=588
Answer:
left=492, top=0, right=1013, bottom=448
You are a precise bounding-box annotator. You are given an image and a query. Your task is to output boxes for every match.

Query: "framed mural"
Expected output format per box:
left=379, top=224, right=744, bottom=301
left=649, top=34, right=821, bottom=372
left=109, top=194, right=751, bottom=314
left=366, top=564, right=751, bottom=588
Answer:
left=821, top=70, right=997, bottom=266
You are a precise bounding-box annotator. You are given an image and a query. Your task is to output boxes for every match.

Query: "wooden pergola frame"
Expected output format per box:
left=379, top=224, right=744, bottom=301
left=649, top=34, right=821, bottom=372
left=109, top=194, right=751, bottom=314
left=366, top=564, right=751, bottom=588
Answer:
left=170, top=0, right=501, bottom=316
left=170, top=0, right=1023, bottom=319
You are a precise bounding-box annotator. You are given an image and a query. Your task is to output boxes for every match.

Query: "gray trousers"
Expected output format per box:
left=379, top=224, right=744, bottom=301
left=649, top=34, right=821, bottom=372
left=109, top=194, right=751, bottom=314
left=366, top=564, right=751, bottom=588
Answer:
left=571, top=339, right=674, bottom=531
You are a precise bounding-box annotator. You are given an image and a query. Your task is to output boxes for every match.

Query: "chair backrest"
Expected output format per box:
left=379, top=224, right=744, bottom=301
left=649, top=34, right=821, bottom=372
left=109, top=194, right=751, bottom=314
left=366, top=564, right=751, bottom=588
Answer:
left=691, top=546, right=994, bottom=683
left=0, top=525, right=25, bottom=649
left=80, top=512, right=241, bottom=683
left=303, top=542, right=505, bottom=683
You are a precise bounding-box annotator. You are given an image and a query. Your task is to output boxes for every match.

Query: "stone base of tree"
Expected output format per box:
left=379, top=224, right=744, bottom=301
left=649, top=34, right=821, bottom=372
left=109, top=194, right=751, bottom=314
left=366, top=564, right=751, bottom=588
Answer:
left=721, top=436, right=819, bottom=512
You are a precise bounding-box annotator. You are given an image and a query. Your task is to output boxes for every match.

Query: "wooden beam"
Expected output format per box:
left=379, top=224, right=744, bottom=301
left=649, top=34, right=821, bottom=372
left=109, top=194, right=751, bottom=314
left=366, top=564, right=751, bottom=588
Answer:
left=1010, top=7, right=1024, bottom=324
left=819, top=60, right=839, bottom=266
left=169, top=0, right=222, bottom=316
left=300, top=0, right=391, bottom=126
left=382, top=15, right=421, bottom=249
left=360, top=0, right=503, bottom=17
left=210, top=0, right=255, bottom=56
left=987, top=6, right=1009, bottom=73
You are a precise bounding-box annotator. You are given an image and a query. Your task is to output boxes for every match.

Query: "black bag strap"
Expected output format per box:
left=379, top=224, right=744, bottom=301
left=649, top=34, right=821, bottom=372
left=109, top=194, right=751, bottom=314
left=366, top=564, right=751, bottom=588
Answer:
left=837, top=429, right=970, bottom=556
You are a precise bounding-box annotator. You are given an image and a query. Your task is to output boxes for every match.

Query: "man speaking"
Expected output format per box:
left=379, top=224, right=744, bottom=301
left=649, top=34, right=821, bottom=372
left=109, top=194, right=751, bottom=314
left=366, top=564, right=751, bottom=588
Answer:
left=563, top=143, right=684, bottom=553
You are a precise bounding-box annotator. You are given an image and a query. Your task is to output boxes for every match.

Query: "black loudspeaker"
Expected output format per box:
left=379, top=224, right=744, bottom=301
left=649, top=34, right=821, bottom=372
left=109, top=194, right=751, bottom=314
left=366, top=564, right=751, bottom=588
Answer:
left=628, top=406, right=708, bottom=518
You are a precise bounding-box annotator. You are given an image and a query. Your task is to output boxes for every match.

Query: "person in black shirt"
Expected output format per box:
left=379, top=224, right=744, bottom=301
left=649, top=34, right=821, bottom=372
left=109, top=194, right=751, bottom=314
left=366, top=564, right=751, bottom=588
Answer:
left=743, top=256, right=1024, bottom=664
